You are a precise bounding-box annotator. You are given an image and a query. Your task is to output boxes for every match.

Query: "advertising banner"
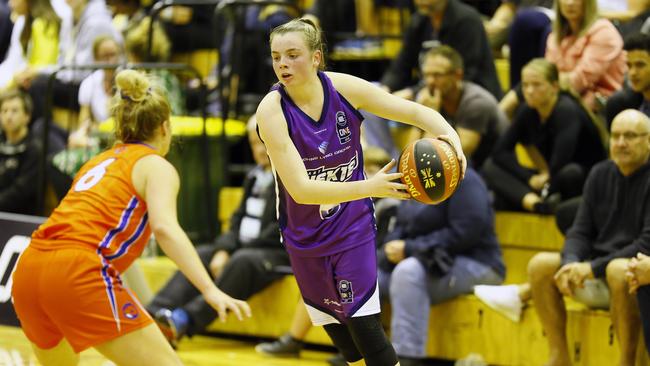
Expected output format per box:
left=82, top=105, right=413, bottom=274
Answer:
left=0, top=212, right=44, bottom=326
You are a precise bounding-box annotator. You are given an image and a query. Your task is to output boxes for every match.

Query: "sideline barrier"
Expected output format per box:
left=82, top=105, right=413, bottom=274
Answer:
left=0, top=213, right=44, bottom=326
left=98, top=116, right=246, bottom=137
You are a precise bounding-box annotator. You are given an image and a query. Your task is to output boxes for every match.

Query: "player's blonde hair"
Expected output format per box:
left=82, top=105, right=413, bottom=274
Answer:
left=270, top=18, right=326, bottom=70
left=111, top=69, right=171, bottom=143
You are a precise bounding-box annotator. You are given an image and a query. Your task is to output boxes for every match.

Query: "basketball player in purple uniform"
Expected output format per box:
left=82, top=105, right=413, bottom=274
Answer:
left=256, top=19, right=466, bottom=366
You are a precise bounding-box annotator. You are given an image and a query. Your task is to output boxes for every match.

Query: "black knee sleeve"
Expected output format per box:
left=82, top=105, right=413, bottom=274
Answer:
left=323, top=323, right=363, bottom=362
left=347, top=315, right=397, bottom=366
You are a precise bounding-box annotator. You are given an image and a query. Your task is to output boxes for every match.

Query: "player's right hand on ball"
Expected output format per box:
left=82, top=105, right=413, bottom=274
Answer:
left=204, top=287, right=252, bottom=322
left=368, top=159, right=411, bottom=200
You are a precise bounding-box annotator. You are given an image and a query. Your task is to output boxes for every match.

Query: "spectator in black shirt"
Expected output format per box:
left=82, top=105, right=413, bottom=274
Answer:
left=505, top=0, right=554, bottom=87
left=0, top=89, right=40, bottom=215
left=482, top=58, right=606, bottom=214
left=606, top=33, right=650, bottom=128
left=476, top=109, right=650, bottom=366
left=380, top=0, right=502, bottom=99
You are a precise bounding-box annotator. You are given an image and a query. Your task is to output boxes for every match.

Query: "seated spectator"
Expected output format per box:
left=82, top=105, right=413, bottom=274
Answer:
left=506, top=0, right=555, bottom=87
left=476, top=109, right=650, bottom=366
left=76, top=35, right=123, bottom=127
left=124, top=17, right=186, bottom=115
left=376, top=167, right=505, bottom=366
left=501, top=0, right=626, bottom=114
left=0, top=89, right=40, bottom=214
left=483, top=58, right=607, bottom=214
left=412, top=45, right=507, bottom=168
left=147, top=115, right=284, bottom=347
left=483, top=0, right=553, bottom=59
left=0, top=0, right=71, bottom=90
left=28, top=0, right=121, bottom=121
left=547, top=0, right=626, bottom=110
left=606, top=32, right=650, bottom=128
left=380, top=0, right=503, bottom=99
left=50, top=35, right=123, bottom=198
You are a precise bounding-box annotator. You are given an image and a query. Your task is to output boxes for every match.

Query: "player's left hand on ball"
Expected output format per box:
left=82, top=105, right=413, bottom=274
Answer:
left=204, top=287, right=252, bottom=322
left=437, top=135, right=466, bottom=180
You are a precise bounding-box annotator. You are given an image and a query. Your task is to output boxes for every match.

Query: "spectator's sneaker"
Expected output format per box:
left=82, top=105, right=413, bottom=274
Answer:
left=154, top=308, right=189, bottom=348
left=255, top=333, right=303, bottom=357
left=474, top=285, right=524, bottom=322
left=327, top=353, right=347, bottom=366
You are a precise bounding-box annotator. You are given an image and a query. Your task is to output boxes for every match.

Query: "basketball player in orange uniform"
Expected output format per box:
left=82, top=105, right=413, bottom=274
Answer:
left=11, top=69, right=251, bottom=366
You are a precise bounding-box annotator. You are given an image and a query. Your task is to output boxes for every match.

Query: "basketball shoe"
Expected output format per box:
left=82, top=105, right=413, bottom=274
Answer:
left=154, top=308, right=190, bottom=348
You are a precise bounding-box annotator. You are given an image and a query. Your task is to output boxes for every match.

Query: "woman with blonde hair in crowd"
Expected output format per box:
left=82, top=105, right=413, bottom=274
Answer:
left=11, top=69, right=250, bottom=366
left=0, top=0, right=70, bottom=90
left=483, top=58, right=607, bottom=214
left=501, top=0, right=626, bottom=115
left=547, top=0, right=626, bottom=109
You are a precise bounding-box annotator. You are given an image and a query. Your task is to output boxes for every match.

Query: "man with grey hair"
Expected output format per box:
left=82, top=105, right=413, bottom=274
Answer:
left=477, top=109, right=650, bottom=366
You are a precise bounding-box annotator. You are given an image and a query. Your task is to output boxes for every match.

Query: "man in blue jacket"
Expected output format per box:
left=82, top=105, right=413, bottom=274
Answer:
left=377, top=167, right=505, bottom=366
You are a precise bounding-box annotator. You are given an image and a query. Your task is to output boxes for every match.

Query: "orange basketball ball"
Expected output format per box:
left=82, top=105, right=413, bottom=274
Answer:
left=398, top=138, right=461, bottom=204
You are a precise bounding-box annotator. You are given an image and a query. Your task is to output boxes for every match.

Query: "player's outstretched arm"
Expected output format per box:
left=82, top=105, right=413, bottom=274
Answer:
left=132, top=155, right=251, bottom=322
left=256, top=93, right=410, bottom=204
left=328, top=72, right=467, bottom=178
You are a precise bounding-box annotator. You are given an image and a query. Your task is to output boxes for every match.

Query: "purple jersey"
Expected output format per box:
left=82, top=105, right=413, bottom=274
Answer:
left=272, top=72, right=375, bottom=257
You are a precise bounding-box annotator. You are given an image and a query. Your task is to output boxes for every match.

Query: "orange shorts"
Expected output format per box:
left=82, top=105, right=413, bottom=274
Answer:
left=11, top=246, right=153, bottom=353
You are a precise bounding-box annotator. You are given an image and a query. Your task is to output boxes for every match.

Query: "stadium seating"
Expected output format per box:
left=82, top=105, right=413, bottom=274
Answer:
left=137, top=187, right=650, bottom=365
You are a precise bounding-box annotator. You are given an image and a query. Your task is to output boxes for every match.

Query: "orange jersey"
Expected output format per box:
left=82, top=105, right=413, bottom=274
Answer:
left=13, top=143, right=157, bottom=352
left=30, top=143, right=155, bottom=273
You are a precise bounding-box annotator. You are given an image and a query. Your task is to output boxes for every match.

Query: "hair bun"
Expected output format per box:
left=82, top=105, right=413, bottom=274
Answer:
left=115, top=69, right=150, bottom=102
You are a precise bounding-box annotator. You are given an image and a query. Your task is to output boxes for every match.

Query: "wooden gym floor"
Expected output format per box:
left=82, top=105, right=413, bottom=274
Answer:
left=0, top=325, right=334, bottom=365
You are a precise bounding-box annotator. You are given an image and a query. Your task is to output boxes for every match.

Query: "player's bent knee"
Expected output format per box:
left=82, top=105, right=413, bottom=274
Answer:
left=323, top=323, right=363, bottom=362
left=347, top=315, right=397, bottom=366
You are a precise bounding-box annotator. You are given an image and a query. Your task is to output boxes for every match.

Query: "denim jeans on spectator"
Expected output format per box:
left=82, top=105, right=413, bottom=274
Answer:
left=378, top=256, right=503, bottom=358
